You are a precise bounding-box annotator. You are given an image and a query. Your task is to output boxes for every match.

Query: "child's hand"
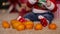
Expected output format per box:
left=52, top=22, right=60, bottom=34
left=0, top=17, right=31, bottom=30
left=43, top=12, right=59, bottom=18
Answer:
left=46, top=0, right=51, bottom=7
left=18, top=4, right=26, bottom=12
left=25, top=6, right=31, bottom=11
left=18, top=7, right=24, bottom=12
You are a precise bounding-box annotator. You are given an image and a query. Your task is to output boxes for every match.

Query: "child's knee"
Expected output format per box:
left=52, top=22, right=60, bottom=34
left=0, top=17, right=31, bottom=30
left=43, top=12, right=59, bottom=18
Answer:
left=43, top=14, right=54, bottom=23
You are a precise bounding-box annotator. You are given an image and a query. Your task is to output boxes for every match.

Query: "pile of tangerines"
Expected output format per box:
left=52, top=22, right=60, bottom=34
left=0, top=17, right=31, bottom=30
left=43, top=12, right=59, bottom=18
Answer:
left=2, top=20, right=57, bottom=31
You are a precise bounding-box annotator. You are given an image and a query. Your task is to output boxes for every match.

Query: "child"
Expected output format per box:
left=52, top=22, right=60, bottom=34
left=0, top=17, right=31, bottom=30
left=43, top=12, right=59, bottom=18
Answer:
left=23, top=0, right=57, bottom=27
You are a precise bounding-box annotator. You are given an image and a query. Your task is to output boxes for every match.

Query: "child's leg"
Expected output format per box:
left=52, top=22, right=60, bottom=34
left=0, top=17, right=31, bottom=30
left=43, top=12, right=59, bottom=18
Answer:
left=38, top=12, right=54, bottom=27
left=24, top=12, right=38, bottom=21
left=43, top=12, right=54, bottom=24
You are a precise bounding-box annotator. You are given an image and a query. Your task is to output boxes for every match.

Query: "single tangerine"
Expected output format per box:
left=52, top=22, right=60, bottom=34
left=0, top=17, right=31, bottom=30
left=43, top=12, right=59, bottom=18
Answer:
left=2, top=20, right=10, bottom=28
left=34, top=23, right=43, bottom=30
left=16, top=24, right=25, bottom=31
left=48, top=23, right=57, bottom=30
left=24, top=21, right=34, bottom=30
left=11, top=19, right=18, bottom=24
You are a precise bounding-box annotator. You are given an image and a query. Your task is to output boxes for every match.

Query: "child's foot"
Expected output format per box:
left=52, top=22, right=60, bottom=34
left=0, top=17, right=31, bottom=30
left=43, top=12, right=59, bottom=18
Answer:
left=38, top=15, right=48, bottom=27
left=17, top=16, right=30, bottom=22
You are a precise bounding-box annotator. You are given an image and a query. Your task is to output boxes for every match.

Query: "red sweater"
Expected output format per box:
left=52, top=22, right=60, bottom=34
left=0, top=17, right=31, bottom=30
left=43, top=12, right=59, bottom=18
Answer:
left=27, top=0, right=57, bottom=12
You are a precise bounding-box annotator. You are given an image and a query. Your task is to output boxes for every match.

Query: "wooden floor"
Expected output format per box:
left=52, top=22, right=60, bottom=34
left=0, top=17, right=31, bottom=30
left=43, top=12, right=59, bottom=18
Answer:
left=0, top=4, right=60, bottom=34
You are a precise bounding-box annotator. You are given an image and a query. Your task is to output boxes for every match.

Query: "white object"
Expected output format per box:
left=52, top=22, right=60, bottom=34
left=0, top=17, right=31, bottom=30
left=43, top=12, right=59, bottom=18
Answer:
left=39, top=1, right=55, bottom=10
left=45, top=1, right=55, bottom=10
left=38, top=15, right=49, bottom=24
left=38, top=15, right=44, bottom=19
left=17, top=16, right=22, bottom=20
left=32, top=8, right=48, bottom=13
left=28, top=0, right=37, bottom=4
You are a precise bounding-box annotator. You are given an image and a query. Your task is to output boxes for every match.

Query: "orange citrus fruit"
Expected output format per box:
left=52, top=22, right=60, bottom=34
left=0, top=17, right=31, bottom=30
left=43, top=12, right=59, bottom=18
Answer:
left=16, top=24, right=25, bottom=31
left=11, top=19, right=18, bottom=24
left=34, top=23, right=43, bottom=30
left=12, top=22, right=22, bottom=29
left=48, top=23, right=57, bottom=30
left=24, top=21, right=34, bottom=30
left=2, top=20, right=10, bottom=28
left=11, top=19, right=22, bottom=29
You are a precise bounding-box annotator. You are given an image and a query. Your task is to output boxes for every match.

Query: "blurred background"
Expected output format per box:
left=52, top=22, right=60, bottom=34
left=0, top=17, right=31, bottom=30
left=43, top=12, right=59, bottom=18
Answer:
left=0, top=0, right=9, bottom=9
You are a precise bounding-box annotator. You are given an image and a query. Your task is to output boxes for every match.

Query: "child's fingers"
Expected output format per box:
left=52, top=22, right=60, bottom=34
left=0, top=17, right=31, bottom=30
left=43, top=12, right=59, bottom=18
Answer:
left=46, top=0, right=51, bottom=7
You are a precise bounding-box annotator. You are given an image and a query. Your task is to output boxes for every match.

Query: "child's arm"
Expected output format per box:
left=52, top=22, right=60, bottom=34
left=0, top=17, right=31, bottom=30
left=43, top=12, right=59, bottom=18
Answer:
left=40, top=0, right=57, bottom=12
left=16, top=4, right=25, bottom=12
left=45, top=0, right=55, bottom=10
